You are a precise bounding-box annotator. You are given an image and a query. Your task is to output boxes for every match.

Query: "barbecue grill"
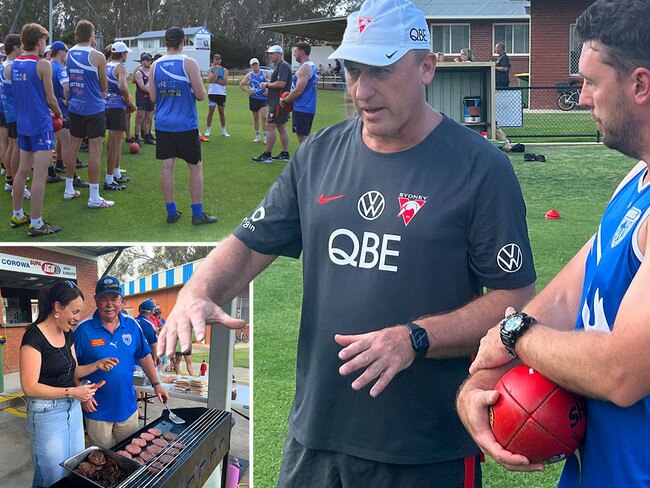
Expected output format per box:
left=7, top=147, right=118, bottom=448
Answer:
left=52, top=407, right=232, bottom=488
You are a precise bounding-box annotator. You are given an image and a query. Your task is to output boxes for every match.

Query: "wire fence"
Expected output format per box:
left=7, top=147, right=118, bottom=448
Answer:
left=497, top=86, right=600, bottom=143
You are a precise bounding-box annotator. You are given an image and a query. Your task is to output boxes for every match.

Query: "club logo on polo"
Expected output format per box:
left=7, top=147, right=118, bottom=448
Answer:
left=397, top=193, right=427, bottom=226
left=358, top=191, right=385, bottom=220
left=611, top=207, right=641, bottom=248
left=122, top=333, right=132, bottom=346
left=497, top=243, right=523, bottom=273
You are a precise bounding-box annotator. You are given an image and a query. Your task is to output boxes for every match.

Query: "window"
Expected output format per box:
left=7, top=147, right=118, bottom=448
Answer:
left=494, top=24, right=529, bottom=54
left=142, top=39, right=158, bottom=49
left=431, top=24, right=470, bottom=55
left=569, top=23, right=582, bottom=76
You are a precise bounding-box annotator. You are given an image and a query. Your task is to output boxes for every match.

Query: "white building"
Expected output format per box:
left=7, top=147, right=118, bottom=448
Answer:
left=115, top=26, right=213, bottom=74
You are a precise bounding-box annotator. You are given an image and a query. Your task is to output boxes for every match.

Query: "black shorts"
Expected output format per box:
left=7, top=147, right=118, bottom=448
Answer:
left=0, top=112, right=6, bottom=128
left=7, top=121, right=17, bottom=139
left=156, top=129, right=201, bottom=165
left=249, top=98, right=267, bottom=112
left=268, top=103, right=290, bottom=125
left=208, top=94, right=226, bottom=107
left=105, top=108, right=127, bottom=131
left=69, top=112, right=106, bottom=139
left=175, top=347, right=192, bottom=357
left=292, top=111, right=315, bottom=136
left=277, top=433, right=482, bottom=488
left=136, top=97, right=155, bottom=112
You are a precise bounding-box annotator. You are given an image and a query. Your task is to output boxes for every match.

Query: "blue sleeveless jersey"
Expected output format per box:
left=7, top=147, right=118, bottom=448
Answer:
left=67, top=45, right=104, bottom=116
left=0, top=74, right=4, bottom=115
left=1, top=60, right=15, bottom=123
left=105, top=61, right=126, bottom=110
left=153, top=54, right=198, bottom=132
left=51, top=60, right=69, bottom=118
left=559, top=163, right=650, bottom=488
left=292, top=61, right=318, bottom=114
left=12, top=55, right=53, bottom=136
left=249, top=71, right=268, bottom=101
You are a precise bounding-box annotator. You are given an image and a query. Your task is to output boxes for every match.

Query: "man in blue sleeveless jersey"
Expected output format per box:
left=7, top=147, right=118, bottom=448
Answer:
left=149, top=26, right=217, bottom=226
left=458, top=1, right=650, bottom=486
left=1, top=35, right=24, bottom=204
left=66, top=20, right=113, bottom=209
left=239, top=58, right=270, bottom=143
left=280, top=42, right=318, bottom=144
left=104, top=41, right=136, bottom=192
left=75, top=277, right=169, bottom=448
left=12, top=23, right=62, bottom=236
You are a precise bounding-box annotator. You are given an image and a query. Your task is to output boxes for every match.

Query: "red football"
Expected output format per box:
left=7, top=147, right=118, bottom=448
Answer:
left=280, top=91, right=292, bottom=112
left=489, top=365, right=586, bottom=464
left=129, top=142, right=140, bottom=154
left=52, top=114, right=63, bottom=132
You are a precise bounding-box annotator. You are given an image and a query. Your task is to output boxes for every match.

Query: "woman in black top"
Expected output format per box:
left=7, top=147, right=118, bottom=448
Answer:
left=20, top=281, right=118, bottom=487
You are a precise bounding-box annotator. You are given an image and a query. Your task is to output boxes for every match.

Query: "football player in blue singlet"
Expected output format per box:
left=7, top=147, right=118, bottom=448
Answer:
left=281, top=42, right=319, bottom=144
left=149, top=26, right=217, bottom=226
left=2, top=34, right=26, bottom=206
left=11, top=23, right=63, bottom=237
left=104, top=42, right=136, bottom=192
left=459, top=1, right=650, bottom=486
left=65, top=20, right=113, bottom=209
left=239, top=58, right=270, bottom=143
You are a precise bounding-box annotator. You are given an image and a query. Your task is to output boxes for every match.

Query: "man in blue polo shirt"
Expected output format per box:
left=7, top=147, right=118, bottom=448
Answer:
left=75, top=276, right=169, bottom=448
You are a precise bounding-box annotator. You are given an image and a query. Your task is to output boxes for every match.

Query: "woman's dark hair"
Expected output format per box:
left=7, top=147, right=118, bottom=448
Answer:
left=32, top=281, right=84, bottom=327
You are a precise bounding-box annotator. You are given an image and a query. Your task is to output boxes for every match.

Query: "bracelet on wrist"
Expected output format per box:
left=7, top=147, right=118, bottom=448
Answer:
left=151, top=382, right=160, bottom=388
left=65, top=387, right=70, bottom=398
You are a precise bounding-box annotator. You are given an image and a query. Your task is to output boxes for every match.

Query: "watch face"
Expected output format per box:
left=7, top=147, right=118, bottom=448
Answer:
left=503, top=315, right=522, bottom=332
left=412, top=329, right=428, bottom=351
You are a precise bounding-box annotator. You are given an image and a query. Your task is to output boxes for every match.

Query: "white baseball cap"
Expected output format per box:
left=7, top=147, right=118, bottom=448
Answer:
left=249, top=57, right=260, bottom=65
left=266, top=45, right=283, bottom=54
left=43, top=45, right=52, bottom=54
left=111, top=41, right=132, bottom=53
left=329, top=0, right=430, bottom=67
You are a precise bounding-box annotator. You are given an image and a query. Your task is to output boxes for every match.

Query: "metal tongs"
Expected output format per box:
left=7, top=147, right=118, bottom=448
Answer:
left=164, top=402, right=186, bottom=424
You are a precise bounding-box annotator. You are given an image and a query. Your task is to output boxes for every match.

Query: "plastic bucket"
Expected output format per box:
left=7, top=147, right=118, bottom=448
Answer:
left=463, top=96, right=481, bottom=123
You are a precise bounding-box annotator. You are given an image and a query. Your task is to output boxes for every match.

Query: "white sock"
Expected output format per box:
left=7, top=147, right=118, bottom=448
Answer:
left=31, top=217, right=43, bottom=229
left=13, top=208, right=23, bottom=219
left=65, top=178, right=74, bottom=194
left=263, top=131, right=268, bottom=139
left=255, top=130, right=260, bottom=137
left=89, top=183, right=100, bottom=201
left=205, top=127, right=211, bottom=136
left=105, top=174, right=114, bottom=185
left=113, top=168, right=122, bottom=179
left=222, top=126, right=227, bottom=134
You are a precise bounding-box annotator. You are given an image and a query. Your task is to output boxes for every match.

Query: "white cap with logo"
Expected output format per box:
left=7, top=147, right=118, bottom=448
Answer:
left=266, top=45, right=283, bottom=54
left=111, top=41, right=132, bottom=53
left=329, top=0, right=430, bottom=67
left=249, top=57, right=260, bottom=65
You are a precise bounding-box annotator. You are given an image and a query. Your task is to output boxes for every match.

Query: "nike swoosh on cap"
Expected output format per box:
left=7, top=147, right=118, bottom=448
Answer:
left=385, top=50, right=398, bottom=59
left=318, top=194, right=345, bottom=204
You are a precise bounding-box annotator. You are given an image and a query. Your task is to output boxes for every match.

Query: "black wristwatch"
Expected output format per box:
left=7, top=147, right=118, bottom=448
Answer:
left=403, top=322, right=429, bottom=358
left=500, top=312, right=536, bottom=358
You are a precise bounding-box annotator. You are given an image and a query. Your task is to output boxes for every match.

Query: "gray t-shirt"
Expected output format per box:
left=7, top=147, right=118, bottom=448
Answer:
left=268, top=60, right=292, bottom=107
left=235, top=116, right=536, bottom=464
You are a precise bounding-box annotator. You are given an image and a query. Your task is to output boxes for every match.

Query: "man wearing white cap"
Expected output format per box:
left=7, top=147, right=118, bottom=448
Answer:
left=158, top=0, right=535, bottom=485
left=104, top=41, right=136, bottom=192
left=251, top=44, right=291, bottom=163
left=239, top=57, right=270, bottom=143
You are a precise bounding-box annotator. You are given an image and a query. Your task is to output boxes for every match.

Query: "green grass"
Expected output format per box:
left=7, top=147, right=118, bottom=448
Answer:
left=253, top=144, right=635, bottom=487
left=0, top=87, right=350, bottom=242
left=506, top=111, right=599, bottom=142
left=192, top=347, right=249, bottom=369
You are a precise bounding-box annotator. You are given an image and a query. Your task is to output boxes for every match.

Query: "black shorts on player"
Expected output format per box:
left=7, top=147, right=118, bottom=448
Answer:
left=292, top=111, right=315, bottom=136
left=156, top=129, right=201, bottom=165
left=208, top=94, right=226, bottom=107
left=136, top=97, right=155, bottom=112
left=0, top=112, right=6, bottom=128
left=69, top=112, right=106, bottom=139
left=268, top=104, right=289, bottom=125
left=249, top=98, right=267, bottom=112
left=6, top=121, right=17, bottom=139
left=105, top=108, right=127, bottom=131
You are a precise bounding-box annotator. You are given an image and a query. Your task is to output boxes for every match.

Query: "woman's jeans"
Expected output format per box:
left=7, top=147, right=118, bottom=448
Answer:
left=26, top=396, right=85, bottom=488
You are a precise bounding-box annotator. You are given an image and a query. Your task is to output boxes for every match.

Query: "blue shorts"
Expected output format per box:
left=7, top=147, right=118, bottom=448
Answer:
left=17, top=131, right=56, bottom=152
left=292, top=111, right=315, bottom=136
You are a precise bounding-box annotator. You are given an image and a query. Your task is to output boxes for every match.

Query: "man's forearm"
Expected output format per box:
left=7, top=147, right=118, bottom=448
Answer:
left=421, top=284, right=535, bottom=358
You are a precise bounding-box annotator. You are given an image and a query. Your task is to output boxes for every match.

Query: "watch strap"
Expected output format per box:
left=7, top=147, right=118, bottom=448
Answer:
left=404, top=321, right=429, bottom=357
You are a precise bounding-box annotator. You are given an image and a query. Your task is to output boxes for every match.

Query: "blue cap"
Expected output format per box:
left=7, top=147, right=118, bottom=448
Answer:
left=139, top=299, right=156, bottom=312
left=95, top=276, right=122, bottom=296
left=50, top=41, right=68, bottom=52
